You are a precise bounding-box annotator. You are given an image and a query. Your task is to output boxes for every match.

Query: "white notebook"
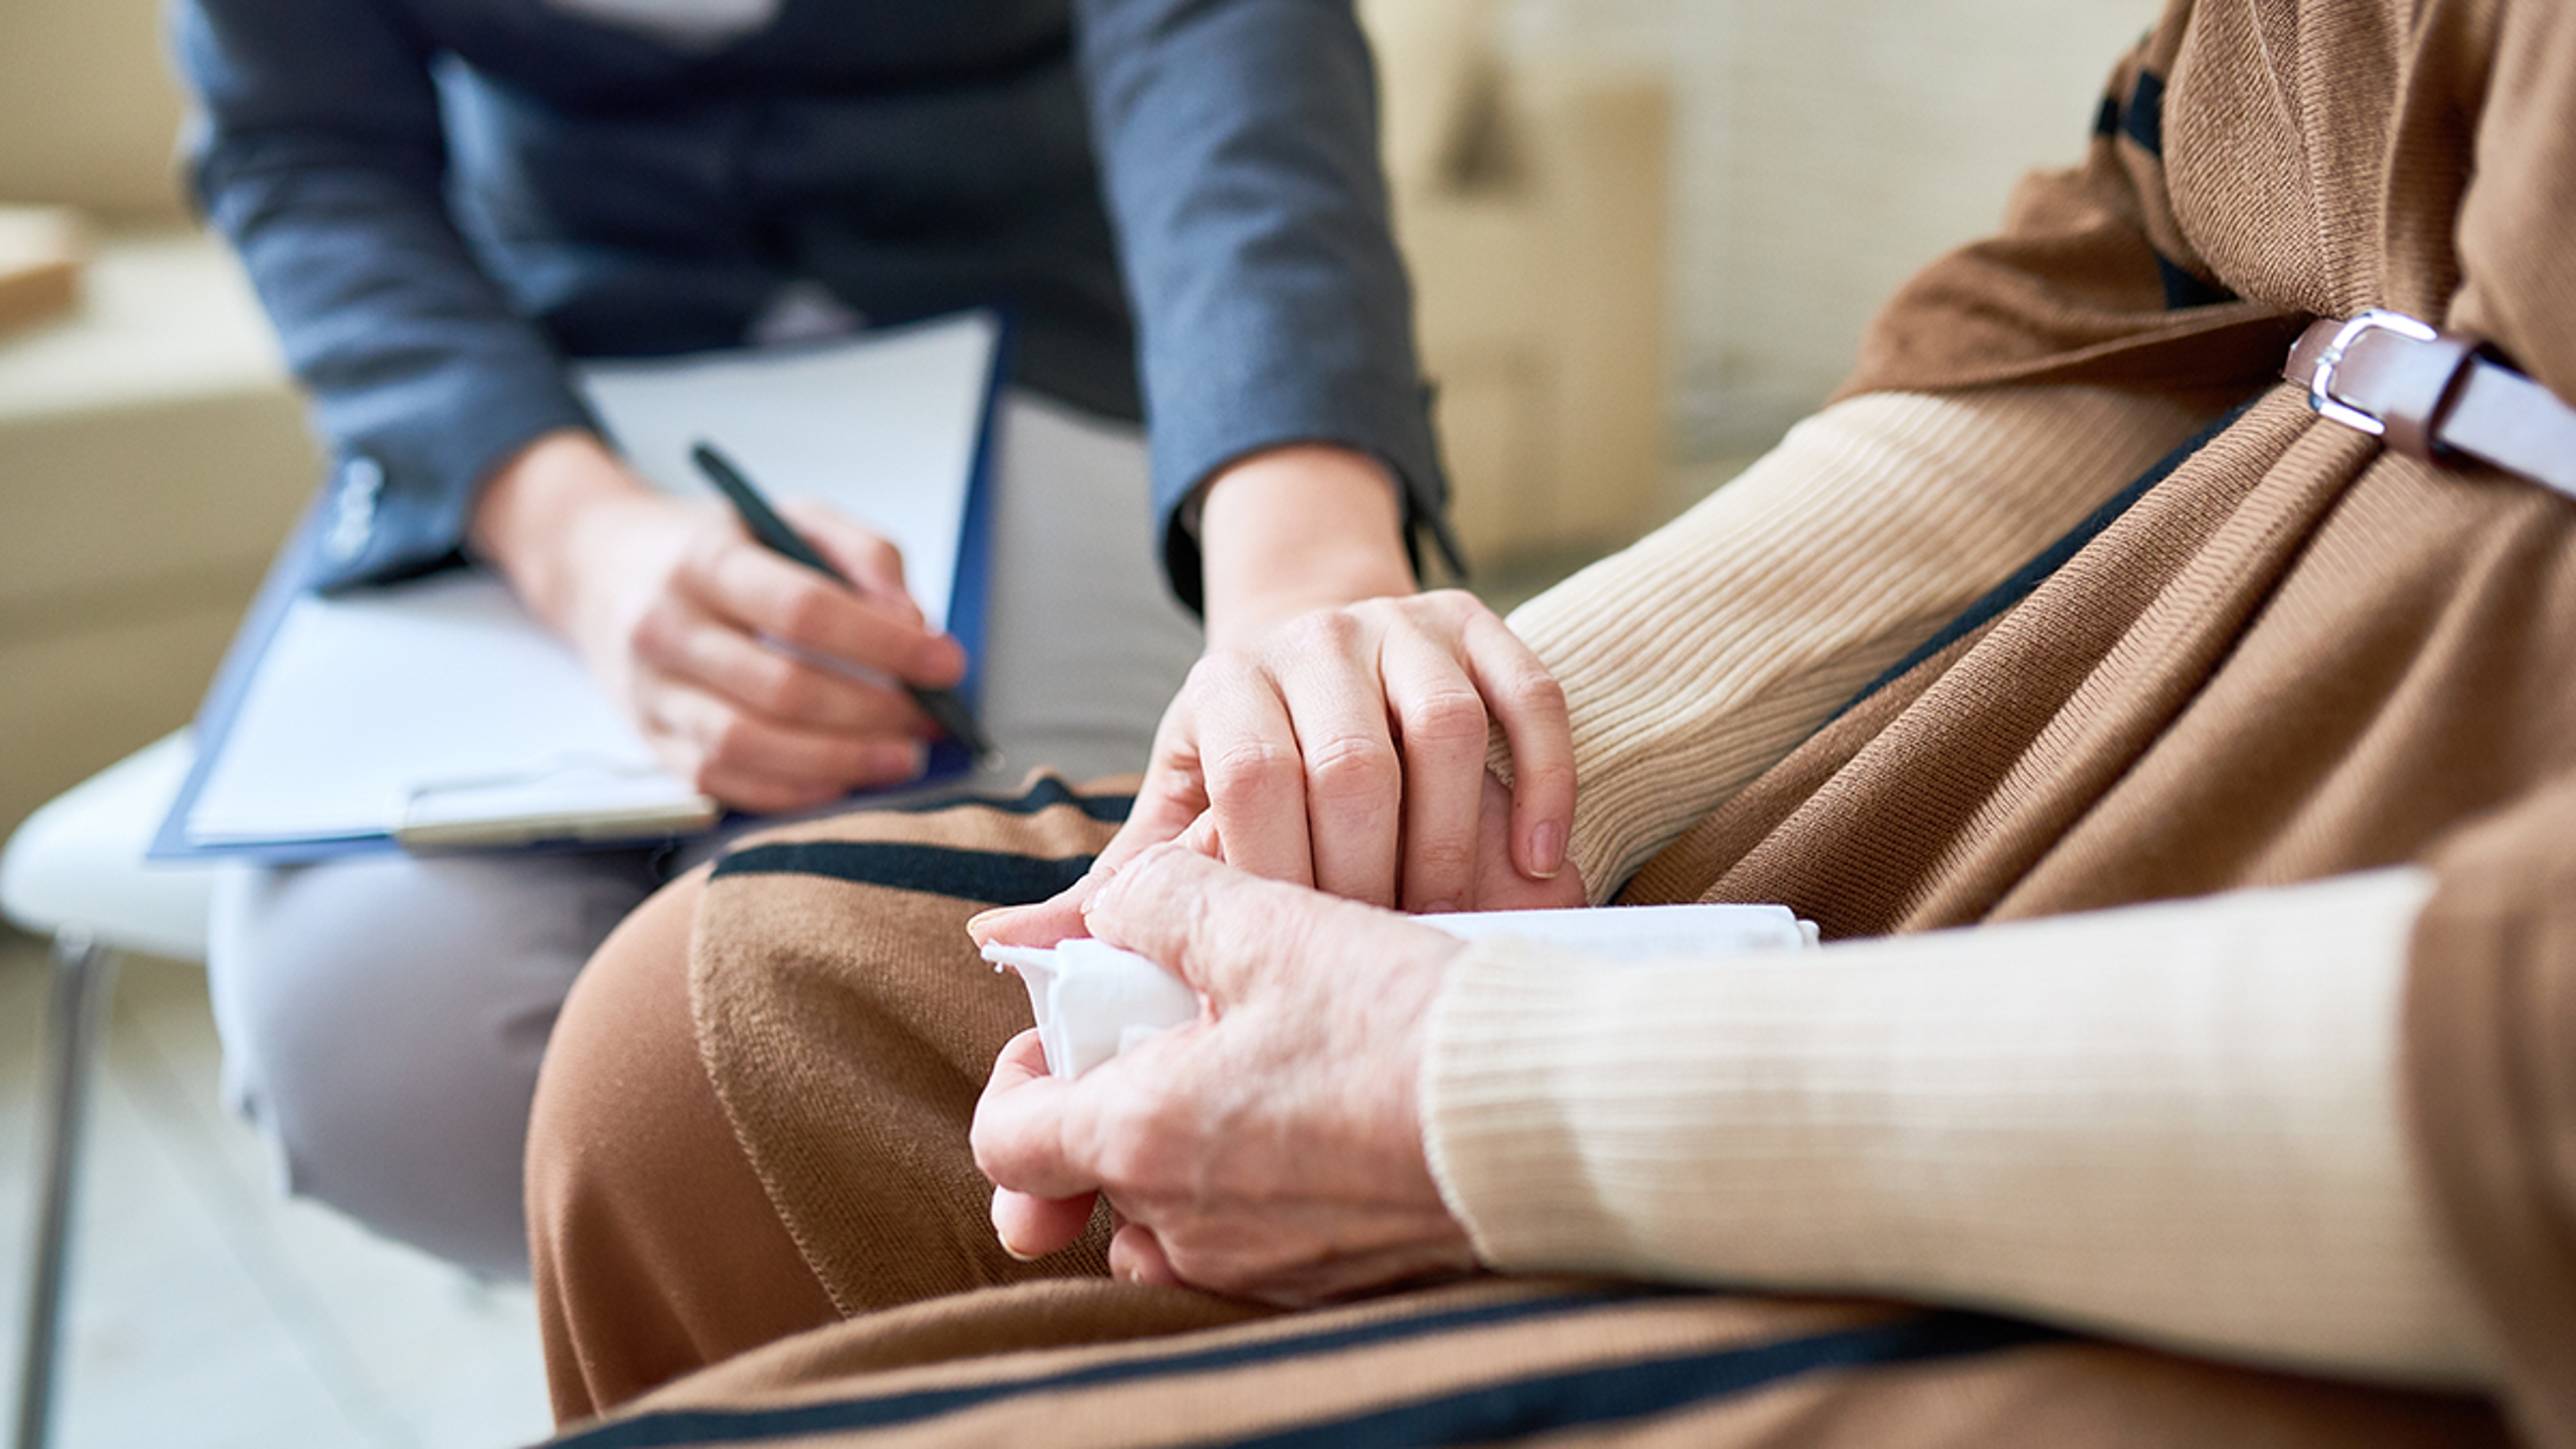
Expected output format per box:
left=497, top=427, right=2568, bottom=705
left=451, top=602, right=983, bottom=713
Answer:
left=157, top=311, right=1002, bottom=859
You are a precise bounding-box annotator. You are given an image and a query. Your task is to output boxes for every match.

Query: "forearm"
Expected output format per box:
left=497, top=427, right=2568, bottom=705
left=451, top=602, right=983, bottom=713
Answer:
left=468, top=429, right=655, bottom=633
left=1505, top=385, right=2208, bottom=900
left=1195, top=446, right=1414, bottom=649
left=1073, top=0, right=1446, bottom=610
left=1421, top=868, right=2495, bottom=1387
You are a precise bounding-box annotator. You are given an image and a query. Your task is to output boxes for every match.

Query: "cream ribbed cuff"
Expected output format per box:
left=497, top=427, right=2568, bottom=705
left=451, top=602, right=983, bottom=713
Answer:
left=1419, top=868, right=2494, bottom=1387
left=1498, top=386, right=2204, bottom=901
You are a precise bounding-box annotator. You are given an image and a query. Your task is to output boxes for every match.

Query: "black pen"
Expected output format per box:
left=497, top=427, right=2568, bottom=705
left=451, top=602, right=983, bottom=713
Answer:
left=690, top=440, right=1000, bottom=770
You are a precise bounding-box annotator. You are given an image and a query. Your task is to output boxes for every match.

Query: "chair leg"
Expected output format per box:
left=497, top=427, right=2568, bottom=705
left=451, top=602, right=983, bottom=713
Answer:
left=12, top=932, right=117, bottom=1449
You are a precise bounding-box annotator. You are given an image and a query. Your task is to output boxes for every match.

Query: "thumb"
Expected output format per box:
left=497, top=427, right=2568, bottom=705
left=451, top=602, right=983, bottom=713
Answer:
left=968, top=865, right=1107, bottom=949
left=1082, top=843, right=1297, bottom=1006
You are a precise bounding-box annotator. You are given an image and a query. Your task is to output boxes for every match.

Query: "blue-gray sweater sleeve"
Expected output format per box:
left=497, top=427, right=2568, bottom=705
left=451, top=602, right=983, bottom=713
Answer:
left=1074, top=0, right=1456, bottom=610
left=175, top=0, right=594, bottom=591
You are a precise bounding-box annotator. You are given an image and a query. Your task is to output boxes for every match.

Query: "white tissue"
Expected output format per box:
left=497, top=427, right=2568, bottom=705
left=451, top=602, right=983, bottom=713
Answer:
left=982, top=901, right=1819, bottom=1081
left=983, top=937, right=1201, bottom=1079
left=1415, top=902, right=1817, bottom=957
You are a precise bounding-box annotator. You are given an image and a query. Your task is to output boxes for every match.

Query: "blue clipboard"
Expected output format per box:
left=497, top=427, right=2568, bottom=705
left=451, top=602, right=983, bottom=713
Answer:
left=151, top=309, right=1011, bottom=863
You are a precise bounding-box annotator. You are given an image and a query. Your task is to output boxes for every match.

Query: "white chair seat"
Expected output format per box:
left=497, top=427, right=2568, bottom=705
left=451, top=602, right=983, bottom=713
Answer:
left=1, top=732, right=215, bottom=962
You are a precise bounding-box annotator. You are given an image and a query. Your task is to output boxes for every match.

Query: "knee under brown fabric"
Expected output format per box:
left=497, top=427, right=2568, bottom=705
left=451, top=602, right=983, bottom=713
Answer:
left=527, top=863, right=842, bottom=1423
left=680, top=778, right=1129, bottom=1318
left=531, top=777, right=1133, bottom=1421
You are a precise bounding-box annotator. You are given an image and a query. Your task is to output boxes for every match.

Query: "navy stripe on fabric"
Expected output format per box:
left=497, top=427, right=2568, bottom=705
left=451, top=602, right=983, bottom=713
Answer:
left=2092, top=91, right=2121, bottom=138
left=1203, top=1311, right=2062, bottom=1449
left=2121, top=68, right=2166, bottom=154
left=711, top=841, right=1095, bottom=904
left=1827, top=394, right=2257, bottom=724
left=549, top=1293, right=2058, bottom=1449
left=2157, top=254, right=2238, bottom=310
left=548, top=1287, right=1679, bottom=1448
left=879, top=776, right=1132, bottom=822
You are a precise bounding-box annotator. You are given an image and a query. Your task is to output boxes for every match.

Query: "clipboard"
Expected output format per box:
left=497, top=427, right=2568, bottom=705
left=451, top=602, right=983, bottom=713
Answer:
left=152, top=309, right=1008, bottom=862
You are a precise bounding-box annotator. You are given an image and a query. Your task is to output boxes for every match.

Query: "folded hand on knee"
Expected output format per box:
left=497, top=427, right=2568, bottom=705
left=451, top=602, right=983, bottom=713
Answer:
left=969, top=845, right=1490, bottom=1304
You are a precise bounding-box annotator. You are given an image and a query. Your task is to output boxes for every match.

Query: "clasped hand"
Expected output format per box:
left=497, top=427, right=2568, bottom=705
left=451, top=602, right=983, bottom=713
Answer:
left=971, top=845, right=1484, bottom=1303
left=965, top=448, right=1583, bottom=1301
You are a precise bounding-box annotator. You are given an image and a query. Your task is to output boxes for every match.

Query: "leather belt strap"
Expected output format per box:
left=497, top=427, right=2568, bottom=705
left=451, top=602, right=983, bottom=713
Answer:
left=2282, top=309, right=2576, bottom=500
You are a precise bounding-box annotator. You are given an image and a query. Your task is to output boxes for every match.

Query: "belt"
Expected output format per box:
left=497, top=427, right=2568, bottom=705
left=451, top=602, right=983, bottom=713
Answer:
left=2282, top=309, right=2576, bottom=500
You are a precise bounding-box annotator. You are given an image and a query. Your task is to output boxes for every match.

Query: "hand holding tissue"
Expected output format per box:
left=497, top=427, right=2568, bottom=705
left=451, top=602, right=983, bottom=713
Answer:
left=983, top=902, right=1819, bottom=1080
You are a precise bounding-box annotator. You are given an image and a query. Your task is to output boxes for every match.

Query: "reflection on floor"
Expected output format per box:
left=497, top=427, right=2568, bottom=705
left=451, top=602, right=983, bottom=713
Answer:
left=0, top=930, right=552, bottom=1449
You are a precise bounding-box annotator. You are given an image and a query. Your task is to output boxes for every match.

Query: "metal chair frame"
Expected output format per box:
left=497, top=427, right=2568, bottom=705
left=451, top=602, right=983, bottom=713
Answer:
left=13, top=930, right=117, bottom=1449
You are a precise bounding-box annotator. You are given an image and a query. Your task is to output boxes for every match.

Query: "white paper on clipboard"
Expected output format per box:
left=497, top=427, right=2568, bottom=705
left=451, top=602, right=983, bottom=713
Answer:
left=170, top=311, right=999, bottom=856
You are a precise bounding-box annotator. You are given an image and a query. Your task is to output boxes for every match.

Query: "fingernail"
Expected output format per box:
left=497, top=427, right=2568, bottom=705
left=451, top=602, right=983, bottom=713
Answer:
left=1000, top=1238, right=1042, bottom=1264
left=882, top=742, right=930, bottom=780
left=1527, top=821, right=1565, bottom=879
left=1423, top=899, right=1458, bottom=916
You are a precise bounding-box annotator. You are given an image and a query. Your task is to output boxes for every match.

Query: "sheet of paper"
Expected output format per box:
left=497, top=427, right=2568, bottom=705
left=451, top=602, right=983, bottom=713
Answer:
left=177, top=312, right=998, bottom=851
left=576, top=311, right=998, bottom=630
left=184, top=572, right=688, bottom=843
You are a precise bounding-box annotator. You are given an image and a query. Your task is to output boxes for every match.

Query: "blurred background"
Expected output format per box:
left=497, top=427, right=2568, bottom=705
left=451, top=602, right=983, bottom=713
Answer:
left=0, top=0, right=2153, bottom=1443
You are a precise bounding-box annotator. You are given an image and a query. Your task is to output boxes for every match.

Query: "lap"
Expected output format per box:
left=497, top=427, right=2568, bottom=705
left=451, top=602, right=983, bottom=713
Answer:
left=538, top=783, right=2509, bottom=1445
left=556, top=1277, right=2505, bottom=1448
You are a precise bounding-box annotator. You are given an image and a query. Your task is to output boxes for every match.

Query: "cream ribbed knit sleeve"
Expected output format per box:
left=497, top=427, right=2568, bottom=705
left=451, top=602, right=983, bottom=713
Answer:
left=1503, top=386, right=2204, bottom=902
left=1418, top=868, right=2495, bottom=1388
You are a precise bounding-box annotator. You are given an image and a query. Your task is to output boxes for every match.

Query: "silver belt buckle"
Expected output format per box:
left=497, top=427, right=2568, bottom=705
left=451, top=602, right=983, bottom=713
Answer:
left=2308, top=309, right=2436, bottom=437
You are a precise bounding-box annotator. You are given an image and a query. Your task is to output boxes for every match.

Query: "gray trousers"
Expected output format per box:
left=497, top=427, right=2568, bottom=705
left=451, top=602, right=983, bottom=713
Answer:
left=207, top=394, right=1203, bottom=1277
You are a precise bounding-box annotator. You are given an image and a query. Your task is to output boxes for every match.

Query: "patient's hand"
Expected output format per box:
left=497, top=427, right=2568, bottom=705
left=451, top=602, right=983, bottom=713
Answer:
left=1099, top=445, right=1577, bottom=913
left=472, top=429, right=967, bottom=812
left=971, top=845, right=1480, bottom=1303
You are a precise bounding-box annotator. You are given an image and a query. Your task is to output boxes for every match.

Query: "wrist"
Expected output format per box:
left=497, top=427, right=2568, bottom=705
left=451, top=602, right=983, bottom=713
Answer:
left=469, top=429, right=654, bottom=631
left=1197, top=444, right=1415, bottom=649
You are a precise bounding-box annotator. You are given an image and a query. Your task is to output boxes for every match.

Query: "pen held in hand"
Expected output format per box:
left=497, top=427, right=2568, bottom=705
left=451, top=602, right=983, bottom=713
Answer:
left=690, top=440, right=1001, bottom=770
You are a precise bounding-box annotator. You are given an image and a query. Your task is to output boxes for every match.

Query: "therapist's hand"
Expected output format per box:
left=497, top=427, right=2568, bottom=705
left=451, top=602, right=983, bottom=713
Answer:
left=472, top=429, right=968, bottom=813
left=975, top=748, right=1584, bottom=951
left=1106, top=445, right=1577, bottom=912
left=971, top=845, right=1479, bottom=1303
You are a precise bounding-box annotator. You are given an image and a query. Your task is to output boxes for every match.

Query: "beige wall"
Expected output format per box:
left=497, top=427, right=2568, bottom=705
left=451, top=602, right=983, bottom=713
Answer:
left=0, top=239, right=315, bottom=841
left=0, top=2, right=302, bottom=841
left=1507, top=0, right=2161, bottom=454
left=0, top=0, right=190, bottom=221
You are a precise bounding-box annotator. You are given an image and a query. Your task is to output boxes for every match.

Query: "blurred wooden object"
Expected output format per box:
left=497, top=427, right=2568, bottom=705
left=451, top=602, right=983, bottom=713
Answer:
left=0, top=0, right=315, bottom=843
left=1362, top=0, right=1672, bottom=569
left=0, top=207, right=83, bottom=337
